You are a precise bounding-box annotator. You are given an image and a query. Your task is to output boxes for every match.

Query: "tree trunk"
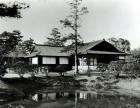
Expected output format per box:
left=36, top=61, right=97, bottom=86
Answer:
left=74, top=0, right=79, bottom=75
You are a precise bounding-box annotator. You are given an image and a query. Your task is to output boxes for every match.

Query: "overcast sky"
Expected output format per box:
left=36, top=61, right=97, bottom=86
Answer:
left=0, top=0, right=140, bottom=49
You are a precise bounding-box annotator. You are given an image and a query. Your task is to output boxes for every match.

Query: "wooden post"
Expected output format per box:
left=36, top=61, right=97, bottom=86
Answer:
left=87, top=55, right=90, bottom=76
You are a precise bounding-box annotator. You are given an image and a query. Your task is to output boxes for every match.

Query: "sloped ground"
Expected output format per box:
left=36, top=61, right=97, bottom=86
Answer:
left=2, top=70, right=140, bottom=97
left=76, top=74, right=140, bottom=97
left=116, top=78, right=140, bottom=91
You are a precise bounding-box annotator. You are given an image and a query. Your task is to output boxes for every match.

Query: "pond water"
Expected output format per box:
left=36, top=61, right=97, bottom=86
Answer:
left=1, top=87, right=140, bottom=108
left=0, top=78, right=140, bottom=108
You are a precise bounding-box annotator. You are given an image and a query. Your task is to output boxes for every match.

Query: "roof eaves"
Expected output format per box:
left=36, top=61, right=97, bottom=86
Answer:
left=78, top=40, right=104, bottom=53
left=25, top=51, right=41, bottom=58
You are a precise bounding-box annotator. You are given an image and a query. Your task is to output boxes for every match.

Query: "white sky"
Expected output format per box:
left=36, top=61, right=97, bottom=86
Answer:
left=0, top=0, right=140, bottom=49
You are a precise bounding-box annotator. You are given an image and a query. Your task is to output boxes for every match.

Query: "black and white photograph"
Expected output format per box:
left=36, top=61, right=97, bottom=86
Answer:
left=0, top=0, right=140, bottom=108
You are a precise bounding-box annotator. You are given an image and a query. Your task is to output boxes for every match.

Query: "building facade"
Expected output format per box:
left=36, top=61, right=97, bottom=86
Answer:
left=26, top=39, right=127, bottom=72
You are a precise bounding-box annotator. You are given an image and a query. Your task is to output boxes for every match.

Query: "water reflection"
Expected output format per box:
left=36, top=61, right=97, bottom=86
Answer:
left=31, top=92, right=71, bottom=102
left=27, top=90, right=140, bottom=108
left=1, top=88, right=140, bottom=108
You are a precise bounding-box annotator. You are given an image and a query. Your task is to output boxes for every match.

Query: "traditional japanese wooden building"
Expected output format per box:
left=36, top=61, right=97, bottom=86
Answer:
left=26, top=39, right=127, bottom=72
left=26, top=45, right=71, bottom=72
left=76, top=39, right=127, bottom=71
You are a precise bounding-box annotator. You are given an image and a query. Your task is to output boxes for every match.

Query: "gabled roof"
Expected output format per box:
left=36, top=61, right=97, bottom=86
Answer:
left=26, top=44, right=70, bottom=57
left=78, top=39, right=127, bottom=55
left=78, top=40, right=104, bottom=53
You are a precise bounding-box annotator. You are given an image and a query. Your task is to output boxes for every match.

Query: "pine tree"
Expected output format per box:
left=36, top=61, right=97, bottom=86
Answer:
left=19, top=38, right=36, bottom=55
left=45, top=28, right=64, bottom=46
left=0, top=30, right=23, bottom=76
left=60, top=0, right=88, bottom=74
left=0, top=1, right=29, bottom=76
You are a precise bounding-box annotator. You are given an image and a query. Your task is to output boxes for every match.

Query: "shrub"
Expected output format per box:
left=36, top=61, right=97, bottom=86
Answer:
left=13, top=60, right=26, bottom=77
left=12, top=60, right=38, bottom=78
left=96, top=63, right=108, bottom=72
left=107, top=60, right=125, bottom=78
left=54, top=64, right=70, bottom=76
left=108, top=60, right=125, bottom=72
left=26, top=65, right=38, bottom=77
left=122, top=62, right=140, bottom=77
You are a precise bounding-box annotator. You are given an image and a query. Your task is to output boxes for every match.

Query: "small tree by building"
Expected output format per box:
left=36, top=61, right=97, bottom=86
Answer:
left=19, top=38, right=36, bottom=55
left=12, top=59, right=38, bottom=78
left=0, top=30, right=23, bottom=76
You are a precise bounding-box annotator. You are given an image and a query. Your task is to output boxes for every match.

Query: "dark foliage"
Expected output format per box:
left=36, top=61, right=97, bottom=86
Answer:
left=19, top=38, right=36, bottom=55
left=97, top=63, right=108, bottom=72
left=0, top=2, right=29, bottom=18
left=0, top=30, right=23, bottom=56
left=54, top=64, right=70, bottom=76
left=11, top=59, right=38, bottom=78
left=0, top=64, right=7, bottom=77
left=0, top=30, right=23, bottom=76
